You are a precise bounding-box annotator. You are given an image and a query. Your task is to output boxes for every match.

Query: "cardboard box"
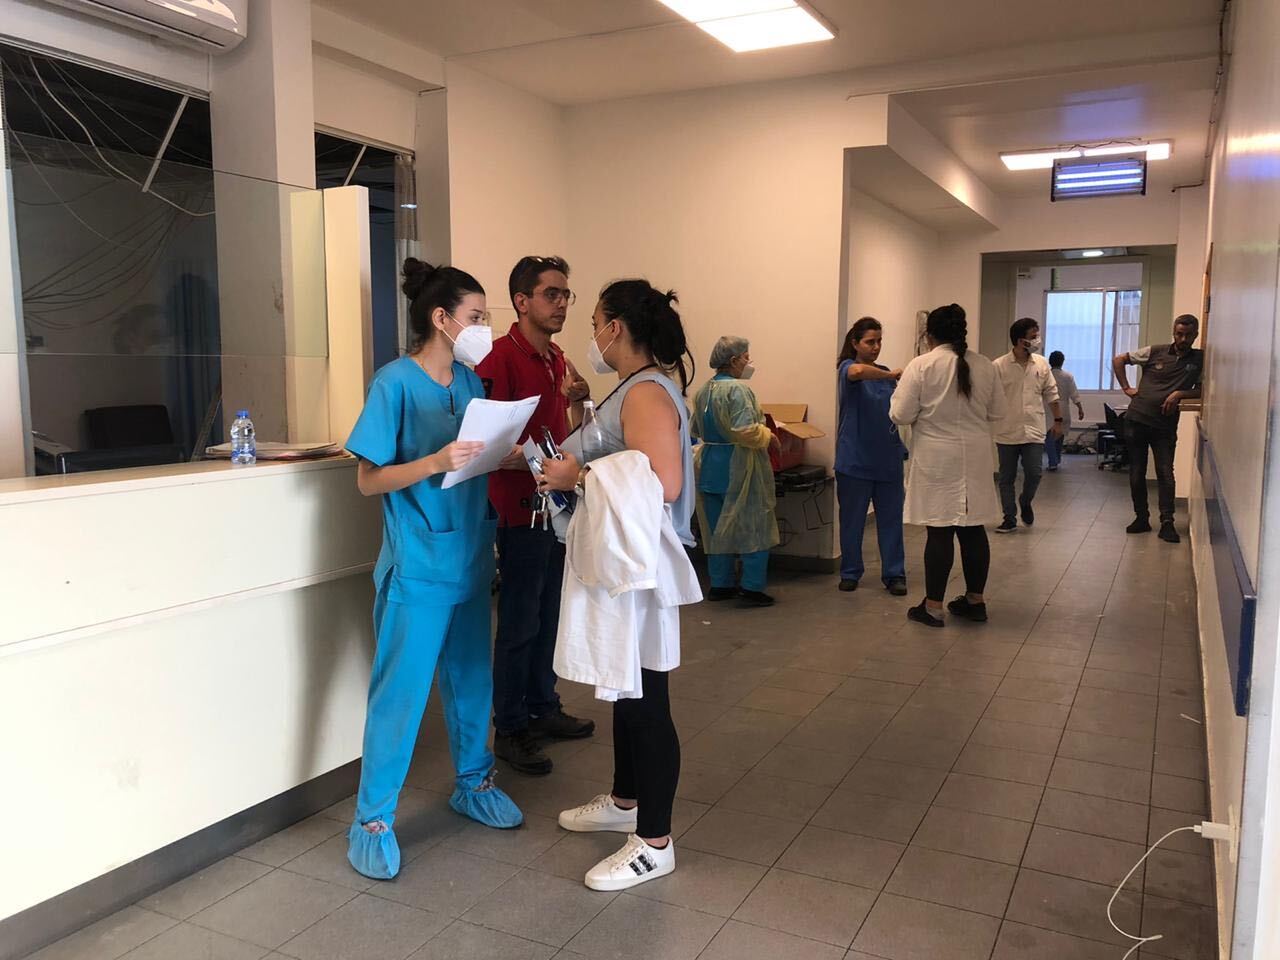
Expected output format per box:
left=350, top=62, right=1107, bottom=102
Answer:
left=761, top=403, right=826, bottom=472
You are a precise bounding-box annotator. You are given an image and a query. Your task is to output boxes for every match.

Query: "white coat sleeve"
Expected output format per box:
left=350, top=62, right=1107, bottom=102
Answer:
left=986, top=366, right=1008, bottom=423
left=1041, top=364, right=1060, bottom=405
left=889, top=361, right=922, bottom=426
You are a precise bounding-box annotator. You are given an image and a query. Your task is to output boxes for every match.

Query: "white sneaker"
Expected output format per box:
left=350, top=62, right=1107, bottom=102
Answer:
left=558, top=794, right=639, bottom=833
left=584, top=834, right=675, bottom=891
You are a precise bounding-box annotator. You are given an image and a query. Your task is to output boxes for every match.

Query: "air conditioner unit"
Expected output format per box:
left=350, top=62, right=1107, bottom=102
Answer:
left=44, top=0, right=248, bottom=53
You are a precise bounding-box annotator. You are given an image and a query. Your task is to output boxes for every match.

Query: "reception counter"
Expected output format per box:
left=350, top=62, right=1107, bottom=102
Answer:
left=0, top=457, right=381, bottom=954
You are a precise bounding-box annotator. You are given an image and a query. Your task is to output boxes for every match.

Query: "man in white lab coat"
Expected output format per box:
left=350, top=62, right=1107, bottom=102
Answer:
left=992, top=318, right=1062, bottom=533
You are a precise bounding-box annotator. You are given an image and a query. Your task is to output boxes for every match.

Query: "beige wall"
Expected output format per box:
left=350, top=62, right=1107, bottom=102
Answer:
left=1193, top=0, right=1280, bottom=955
left=562, top=77, right=893, bottom=467
left=845, top=189, right=938, bottom=372
left=934, top=191, right=1184, bottom=347
left=444, top=64, right=569, bottom=332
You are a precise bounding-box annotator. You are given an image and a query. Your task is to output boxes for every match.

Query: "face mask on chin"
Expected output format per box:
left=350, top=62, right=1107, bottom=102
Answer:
left=588, top=325, right=618, bottom=375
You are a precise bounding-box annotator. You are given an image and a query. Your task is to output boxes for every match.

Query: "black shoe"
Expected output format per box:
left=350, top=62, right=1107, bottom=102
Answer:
left=1159, top=522, right=1181, bottom=544
left=1020, top=503, right=1034, bottom=526
left=1127, top=517, right=1152, bottom=534
left=707, top=587, right=739, bottom=601
left=739, top=590, right=775, bottom=607
left=838, top=579, right=859, bottom=592
left=529, top=708, right=596, bottom=741
left=494, top=730, right=552, bottom=776
left=947, top=595, right=988, bottom=622
left=995, top=519, right=1017, bottom=534
left=885, top=578, right=908, bottom=597
left=907, top=602, right=945, bottom=628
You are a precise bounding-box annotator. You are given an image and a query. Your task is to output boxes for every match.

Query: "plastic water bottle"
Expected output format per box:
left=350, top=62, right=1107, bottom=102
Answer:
left=230, top=409, right=256, bottom=466
left=580, top=400, right=606, bottom=463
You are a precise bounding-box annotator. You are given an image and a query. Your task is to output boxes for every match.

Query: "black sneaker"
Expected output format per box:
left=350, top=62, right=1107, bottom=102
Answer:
left=947, top=595, right=988, bottom=622
left=1127, top=517, right=1152, bottom=534
left=1020, top=503, right=1034, bottom=526
left=1159, top=522, right=1181, bottom=544
left=907, top=602, right=944, bottom=628
left=494, top=730, right=552, bottom=776
left=995, top=519, right=1017, bottom=534
left=885, top=578, right=908, bottom=597
left=529, top=708, right=596, bottom=741
left=706, top=587, right=739, bottom=601
left=838, top=579, right=859, bottom=592
left=739, top=590, right=775, bottom=607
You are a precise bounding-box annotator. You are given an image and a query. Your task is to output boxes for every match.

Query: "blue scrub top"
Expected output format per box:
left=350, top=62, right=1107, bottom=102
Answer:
left=696, top=373, right=736, bottom=495
left=346, top=356, right=496, bottom=606
left=835, top=360, right=907, bottom=482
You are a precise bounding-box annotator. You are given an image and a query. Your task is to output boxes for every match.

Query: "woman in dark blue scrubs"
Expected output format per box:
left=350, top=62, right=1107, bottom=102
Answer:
left=835, top=317, right=908, bottom=595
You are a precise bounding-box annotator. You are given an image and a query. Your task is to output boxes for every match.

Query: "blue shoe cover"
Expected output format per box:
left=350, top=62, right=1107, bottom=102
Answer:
left=347, top=820, right=400, bottom=880
left=450, top=772, right=523, bottom=829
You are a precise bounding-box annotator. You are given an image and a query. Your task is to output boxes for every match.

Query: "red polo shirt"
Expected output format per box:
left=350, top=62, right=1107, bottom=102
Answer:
left=475, top=323, right=571, bottom=527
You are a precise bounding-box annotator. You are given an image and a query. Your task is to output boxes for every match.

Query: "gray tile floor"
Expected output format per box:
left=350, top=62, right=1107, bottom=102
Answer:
left=30, top=460, right=1217, bottom=960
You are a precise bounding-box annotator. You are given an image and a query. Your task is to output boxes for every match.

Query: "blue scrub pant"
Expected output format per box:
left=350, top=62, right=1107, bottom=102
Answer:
left=702, top=490, right=769, bottom=592
left=1044, top=432, right=1064, bottom=469
left=355, top=586, right=494, bottom=826
left=836, top=471, right=906, bottom=584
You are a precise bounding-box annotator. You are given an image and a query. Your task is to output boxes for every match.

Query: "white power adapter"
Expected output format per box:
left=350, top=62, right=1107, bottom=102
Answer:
left=1196, top=821, right=1234, bottom=841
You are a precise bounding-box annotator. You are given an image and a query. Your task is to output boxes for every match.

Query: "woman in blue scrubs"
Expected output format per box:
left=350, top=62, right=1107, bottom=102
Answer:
left=344, top=257, right=522, bottom=881
left=836, top=317, right=909, bottom=596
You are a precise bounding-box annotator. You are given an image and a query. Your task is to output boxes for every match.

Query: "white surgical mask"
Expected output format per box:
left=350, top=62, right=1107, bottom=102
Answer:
left=443, top=317, right=493, bottom=366
left=739, top=362, right=756, bottom=380
left=1024, top=337, right=1043, bottom=353
left=588, top=325, right=618, bottom=375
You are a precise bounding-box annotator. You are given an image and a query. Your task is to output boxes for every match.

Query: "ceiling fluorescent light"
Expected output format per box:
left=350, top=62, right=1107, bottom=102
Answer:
left=1081, top=249, right=1106, bottom=257
left=658, top=0, right=793, bottom=19
left=697, top=6, right=833, bottom=51
left=1002, top=149, right=1081, bottom=171
left=659, top=0, right=835, bottom=52
left=1004, top=141, right=1170, bottom=171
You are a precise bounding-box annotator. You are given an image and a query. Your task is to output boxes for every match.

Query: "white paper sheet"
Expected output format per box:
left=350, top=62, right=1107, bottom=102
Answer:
left=441, top=396, right=540, bottom=489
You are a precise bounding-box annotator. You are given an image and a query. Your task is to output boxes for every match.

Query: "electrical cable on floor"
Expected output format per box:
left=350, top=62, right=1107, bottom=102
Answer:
left=1107, top=824, right=1215, bottom=959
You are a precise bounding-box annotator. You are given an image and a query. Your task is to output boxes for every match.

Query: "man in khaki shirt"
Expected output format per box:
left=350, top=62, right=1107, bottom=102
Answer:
left=992, top=318, right=1062, bottom=533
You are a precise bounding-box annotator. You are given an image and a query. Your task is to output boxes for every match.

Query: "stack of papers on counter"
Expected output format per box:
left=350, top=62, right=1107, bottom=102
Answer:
left=205, top=441, right=342, bottom=461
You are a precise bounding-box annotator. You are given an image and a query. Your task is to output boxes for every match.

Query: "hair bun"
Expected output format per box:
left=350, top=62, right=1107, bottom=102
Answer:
left=402, top=257, right=438, bottom=300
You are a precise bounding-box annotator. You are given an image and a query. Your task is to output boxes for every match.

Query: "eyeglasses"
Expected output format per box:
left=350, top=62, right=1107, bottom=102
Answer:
left=538, top=287, right=576, bottom=306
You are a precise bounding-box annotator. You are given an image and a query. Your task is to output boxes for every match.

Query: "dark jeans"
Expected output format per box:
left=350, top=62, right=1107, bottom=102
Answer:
left=924, top=525, right=990, bottom=602
left=613, top=668, right=680, bottom=838
left=493, top=525, right=564, bottom=736
left=1125, top=419, right=1178, bottom=523
left=997, top=442, right=1044, bottom=521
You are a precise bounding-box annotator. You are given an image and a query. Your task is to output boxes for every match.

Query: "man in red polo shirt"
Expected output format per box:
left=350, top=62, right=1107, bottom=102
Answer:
left=477, top=256, right=595, bottom=775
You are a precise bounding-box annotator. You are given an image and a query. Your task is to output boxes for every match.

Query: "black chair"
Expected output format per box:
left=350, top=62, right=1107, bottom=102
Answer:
left=1096, top=404, right=1129, bottom=471
left=66, top=404, right=184, bottom=472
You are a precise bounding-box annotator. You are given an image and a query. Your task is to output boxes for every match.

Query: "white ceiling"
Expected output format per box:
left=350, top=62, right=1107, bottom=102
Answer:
left=895, top=60, right=1217, bottom=198
left=315, top=0, right=1220, bottom=105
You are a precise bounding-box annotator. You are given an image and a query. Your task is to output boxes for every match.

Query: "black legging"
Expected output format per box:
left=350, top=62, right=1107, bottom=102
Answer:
left=612, top=668, right=680, bottom=838
left=924, top=525, right=990, bottom=602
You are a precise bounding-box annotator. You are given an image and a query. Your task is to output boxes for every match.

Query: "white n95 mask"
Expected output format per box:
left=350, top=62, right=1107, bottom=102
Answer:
left=588, top=328, right=618, bottom=375
left=740, top=363, right=756, bottom=380
left=448, top=323, right=493, bottom=366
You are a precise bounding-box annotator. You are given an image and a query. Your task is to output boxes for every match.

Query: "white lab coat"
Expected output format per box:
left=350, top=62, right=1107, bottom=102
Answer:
left=1045, top=368, right=1081, bottom=434
left=554, top=450, right=702, bottom=701
left=890, top=345, right=1006, bottom=527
